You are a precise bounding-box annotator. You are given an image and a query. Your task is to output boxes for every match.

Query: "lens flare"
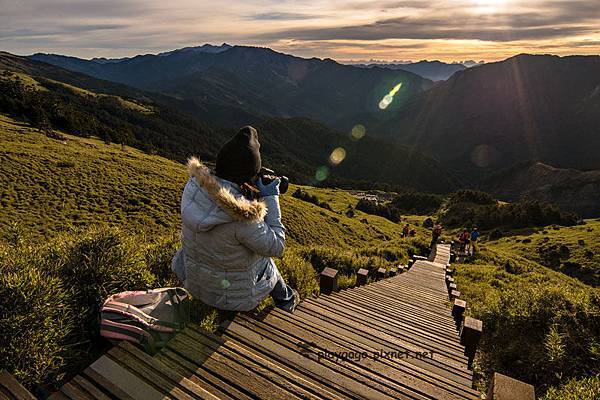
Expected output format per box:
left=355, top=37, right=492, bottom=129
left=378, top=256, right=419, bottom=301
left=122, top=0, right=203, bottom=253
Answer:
left=350, top=124, right=366, bottom=140
left=378, top=82, right=403, bottom=110
left=329, top=147, right=346, bottom=165
left=315, top=166, right=329, bottom=182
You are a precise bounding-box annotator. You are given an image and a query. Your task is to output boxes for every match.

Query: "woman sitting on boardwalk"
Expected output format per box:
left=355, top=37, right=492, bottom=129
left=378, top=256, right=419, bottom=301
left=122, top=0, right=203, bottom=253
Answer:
left=171, top=126, right=298, bottom=312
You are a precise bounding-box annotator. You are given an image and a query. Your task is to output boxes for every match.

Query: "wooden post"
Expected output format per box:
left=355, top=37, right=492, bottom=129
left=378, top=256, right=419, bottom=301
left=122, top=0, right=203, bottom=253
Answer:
left=397, top=265, right=405, bottom=274
left=356, top=268, right=369, bottom=286
left=448, top=282, right=457, bottom=294
left=452, top=299, right=466, bottom=329
left=487, top=373, right=535, bottom=400
left=389, top=267, right=398, bottom=277
left=376, top=267, right=388, bottom=280
left=446, top=267, right=454, bottom=276
left=450, top=290, right=461, bottom=300
left=320, top=268, right=338, bottom=294
left=460, top=316, right=483, bottom=368
left=450, top=252, right=457, bottom=262
left=446, top=276, right=455, bottom=288
left=408, top=259, right=415, bottom=269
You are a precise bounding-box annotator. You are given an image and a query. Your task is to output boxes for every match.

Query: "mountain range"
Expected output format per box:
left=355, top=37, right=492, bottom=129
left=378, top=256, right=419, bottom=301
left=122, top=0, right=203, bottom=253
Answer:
left=351, top=60, right=468, bottom=81
left=374, top=54, right=600, bottom=174
left=31, top=45, right=431, bottom=131
left=4, top=45, right=600, bottom=216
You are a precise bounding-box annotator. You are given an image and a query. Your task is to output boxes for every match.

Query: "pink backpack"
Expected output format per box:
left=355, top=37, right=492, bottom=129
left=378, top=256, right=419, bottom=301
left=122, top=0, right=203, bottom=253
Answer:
left=100, top=287, right=190, bottom=354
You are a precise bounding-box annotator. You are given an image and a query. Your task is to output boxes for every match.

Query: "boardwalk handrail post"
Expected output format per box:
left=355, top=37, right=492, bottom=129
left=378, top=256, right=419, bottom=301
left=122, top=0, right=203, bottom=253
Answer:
left=487, top=373, right=535, bottom=400
left=460, top=316, right=483, bottom=368
left=356, top=268, right=369, bottom=286
left=452, top=299, right=466, bottom=330
left=320, top=267, right=338, bottom=294
left=376, top=267, right=388, bottom=280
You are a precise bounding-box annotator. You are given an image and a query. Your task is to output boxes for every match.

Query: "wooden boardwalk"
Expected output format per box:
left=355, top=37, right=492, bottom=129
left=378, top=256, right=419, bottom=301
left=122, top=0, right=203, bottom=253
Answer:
left=50, top=244, right=481, bottom=399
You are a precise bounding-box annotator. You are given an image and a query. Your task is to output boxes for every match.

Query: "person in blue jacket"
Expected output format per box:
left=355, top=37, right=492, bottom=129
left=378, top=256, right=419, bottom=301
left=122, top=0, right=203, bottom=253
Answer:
left=469, top=227, right=480, bottom=255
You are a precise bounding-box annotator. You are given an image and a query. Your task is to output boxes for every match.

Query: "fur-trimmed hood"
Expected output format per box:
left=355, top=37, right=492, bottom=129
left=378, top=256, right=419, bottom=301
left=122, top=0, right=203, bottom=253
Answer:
left=186, top=157, right=266, bottom=223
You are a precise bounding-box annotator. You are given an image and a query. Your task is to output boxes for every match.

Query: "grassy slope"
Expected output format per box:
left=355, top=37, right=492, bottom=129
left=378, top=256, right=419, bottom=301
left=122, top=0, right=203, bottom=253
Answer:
left=453, top=225, right=600, bottom=396
left=0, top=113, right=428, bottom=249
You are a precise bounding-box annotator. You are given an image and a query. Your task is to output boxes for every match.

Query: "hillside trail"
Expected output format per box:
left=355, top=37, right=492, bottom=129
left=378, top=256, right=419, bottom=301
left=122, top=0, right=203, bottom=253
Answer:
left=48, top=244, right=483, bottom=400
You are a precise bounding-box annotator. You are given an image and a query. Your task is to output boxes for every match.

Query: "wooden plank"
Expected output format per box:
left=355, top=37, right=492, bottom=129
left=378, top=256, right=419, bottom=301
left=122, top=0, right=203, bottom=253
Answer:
left=0, top=371, right=35, bottom=400
left=88, top=356, right=167, bottom=400
left=60, top=382, right=94, bottom=400
left=107, top=346, right=197, bottom=400
left=293, top=306, right=474, bottom=387
left=71, top=376, right=112, bottom=400
left=166, top=331, right=305, bottom=400
left=155, top=349, right=244, bottom=400
left=184, top=326, right=344, bottom=400
left=117, top=342, right=220, bottom=400
left=232, top=316, right=428, bottom=400
left=47, top=393, right=70, bottom=400
left=305, top=298, right=467, bottom=359
left=81, top=369, right=136, bottom=400
left=224, top=319, right=399, bottom=400
left=332, top=291, right=458, bottom=336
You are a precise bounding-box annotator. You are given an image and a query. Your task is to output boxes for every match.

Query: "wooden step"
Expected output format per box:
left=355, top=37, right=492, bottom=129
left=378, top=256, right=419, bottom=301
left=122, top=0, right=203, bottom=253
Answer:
left=50, top=342, right=219, bottom=400
left=0, top=371, right=35, bottom=400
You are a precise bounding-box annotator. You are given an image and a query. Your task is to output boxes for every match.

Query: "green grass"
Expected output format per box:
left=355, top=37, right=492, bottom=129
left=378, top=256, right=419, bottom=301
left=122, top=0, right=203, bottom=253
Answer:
left=454, top=225, right=600, bottom=395
left=490, top=223, right=600, bottom=286
left=542, top=375, right=600, bottom=400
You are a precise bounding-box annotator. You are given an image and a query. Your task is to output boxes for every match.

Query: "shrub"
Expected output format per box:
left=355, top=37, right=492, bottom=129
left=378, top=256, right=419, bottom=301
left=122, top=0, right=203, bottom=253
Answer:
left=0, top=227, right=170, bottom=390
left=449, top=189, right=496, bottom=205
left=275, top=248, right=319, bottom=299
left=0, top=262, right=73, bottom=388
left=440, top=196, right=579, bottom=230
left=355, top=199, right=400, bottom=223
left=292, top=189, right=333, bottom=211
left=390, top=191, right=444, bottom=215
left=542, top=375, right=600, bottom=400
left=474, top=284, right=600, bottom=393
left=490, top=229, right=503, bottom=240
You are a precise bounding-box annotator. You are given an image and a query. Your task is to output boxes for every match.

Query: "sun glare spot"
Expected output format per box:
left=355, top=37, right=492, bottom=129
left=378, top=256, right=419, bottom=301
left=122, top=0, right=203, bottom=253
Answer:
left=378, top=82, right=403, bottom=110
left=315, top=166, right=329, bottom=182
left=350, top=124, right=366, bottom=140
left=329, top=147, right=347, bottom=165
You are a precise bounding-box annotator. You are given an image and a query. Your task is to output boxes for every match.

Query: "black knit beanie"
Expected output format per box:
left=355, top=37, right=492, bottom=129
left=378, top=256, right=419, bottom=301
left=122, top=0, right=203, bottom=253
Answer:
left=216, top=126, right=262, bottom=185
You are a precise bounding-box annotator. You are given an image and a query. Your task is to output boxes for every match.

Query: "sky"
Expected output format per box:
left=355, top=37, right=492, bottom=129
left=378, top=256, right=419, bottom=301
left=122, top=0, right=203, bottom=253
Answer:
left=0, top=0, right=599, bottom=62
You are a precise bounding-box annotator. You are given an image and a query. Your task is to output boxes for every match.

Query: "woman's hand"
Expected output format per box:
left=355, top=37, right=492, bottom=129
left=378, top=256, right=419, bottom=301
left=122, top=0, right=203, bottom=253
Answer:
left=256, top=177, right=280, bottom=197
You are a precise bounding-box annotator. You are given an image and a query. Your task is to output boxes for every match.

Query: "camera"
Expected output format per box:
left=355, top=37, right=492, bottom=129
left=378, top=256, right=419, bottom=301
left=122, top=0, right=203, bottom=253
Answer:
left=259, top=167, right=289, bottom=194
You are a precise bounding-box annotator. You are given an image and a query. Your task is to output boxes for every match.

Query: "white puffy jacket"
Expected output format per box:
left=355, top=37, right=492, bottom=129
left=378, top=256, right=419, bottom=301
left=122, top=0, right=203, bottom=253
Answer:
left=171, top=158, right=285, bottom=311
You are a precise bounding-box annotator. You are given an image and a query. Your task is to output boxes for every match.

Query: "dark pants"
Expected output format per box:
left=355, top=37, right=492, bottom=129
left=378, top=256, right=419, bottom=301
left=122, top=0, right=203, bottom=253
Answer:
left=430, top=235, right=439, bottom=249
left=270, top=274, right=296, bottom=310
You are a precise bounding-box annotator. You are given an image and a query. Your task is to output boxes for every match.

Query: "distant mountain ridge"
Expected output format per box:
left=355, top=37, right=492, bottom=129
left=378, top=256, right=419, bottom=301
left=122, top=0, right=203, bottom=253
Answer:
left=352, top=60, right=468, bottom=81
left=375, top=54, right=600, bottom=174
left=30, top=45, right=432, bottom=130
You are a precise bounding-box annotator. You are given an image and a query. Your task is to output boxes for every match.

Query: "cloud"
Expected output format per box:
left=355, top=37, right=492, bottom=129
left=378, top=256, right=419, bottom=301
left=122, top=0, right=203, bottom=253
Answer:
left=0, top=0, right=598, bottom=60
left=249, top=12, right=321, bottom=21
left=255, top=3, right=600, bottom=43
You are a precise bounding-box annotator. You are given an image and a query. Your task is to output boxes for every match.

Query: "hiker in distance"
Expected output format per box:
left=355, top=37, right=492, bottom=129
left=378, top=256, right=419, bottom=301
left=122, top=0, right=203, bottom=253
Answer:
left=171, top=126, right=299, bottom=313
left=430, top=224, right=443, bottom=249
